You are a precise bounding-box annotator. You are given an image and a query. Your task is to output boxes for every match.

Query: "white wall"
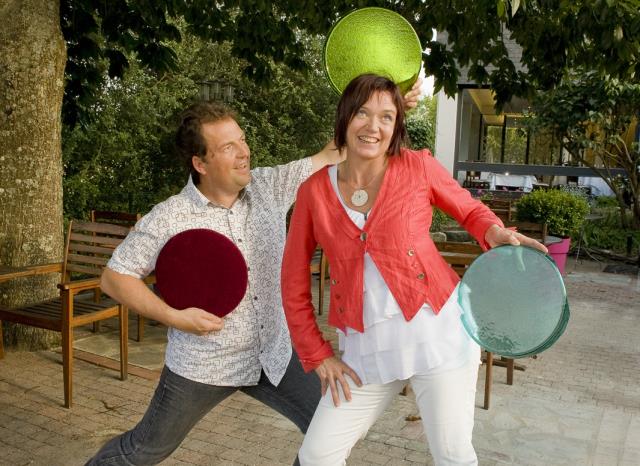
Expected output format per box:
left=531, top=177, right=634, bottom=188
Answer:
left=434, top=90, right=458, bottom=176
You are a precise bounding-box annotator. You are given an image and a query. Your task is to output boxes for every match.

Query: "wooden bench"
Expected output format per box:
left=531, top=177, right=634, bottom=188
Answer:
left=310, top=247, right=329, bottom=315
left=0, top=220, right=130, bottom=408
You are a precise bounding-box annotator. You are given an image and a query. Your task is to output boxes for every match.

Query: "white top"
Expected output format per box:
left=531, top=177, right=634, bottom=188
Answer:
left=329, top=165, right=478, bottom=384
left=108, top=158, right=313, bottom=386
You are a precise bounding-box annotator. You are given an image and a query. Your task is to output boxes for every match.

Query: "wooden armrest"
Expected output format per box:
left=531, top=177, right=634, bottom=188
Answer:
left=143, top=273, right=156, bottom=285
left=58, top=277, right=101, bottom=292
left=0, top=262, right=63, bottom=283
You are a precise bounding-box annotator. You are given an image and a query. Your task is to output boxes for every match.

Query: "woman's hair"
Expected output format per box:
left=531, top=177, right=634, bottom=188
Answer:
left=175, top=101, right=237, bottom=184
left=334, top=74, right=407, bottom=156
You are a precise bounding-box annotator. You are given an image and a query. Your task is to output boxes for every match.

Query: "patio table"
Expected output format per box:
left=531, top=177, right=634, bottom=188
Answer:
left=488, top=173, right=535, bottom=192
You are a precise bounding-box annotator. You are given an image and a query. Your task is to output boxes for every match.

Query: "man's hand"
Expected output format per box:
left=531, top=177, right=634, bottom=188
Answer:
left=403, top=78, right=423, bottom=109
left=314, top=356, right=362, bottom=407
left=310, top=140, right=346, bottom=173
left=168, top=307, right=225, bottom=335
left=485, top=224, right=548, bottom=254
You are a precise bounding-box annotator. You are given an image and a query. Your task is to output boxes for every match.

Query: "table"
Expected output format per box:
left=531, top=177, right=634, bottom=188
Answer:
left=488, top=173, right=535, bottom=192
left=578, top=177, right=614, bottom=196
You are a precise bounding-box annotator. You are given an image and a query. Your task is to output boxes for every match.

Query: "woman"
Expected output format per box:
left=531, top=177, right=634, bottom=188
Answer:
left=281, top=74, right=546, bottom=465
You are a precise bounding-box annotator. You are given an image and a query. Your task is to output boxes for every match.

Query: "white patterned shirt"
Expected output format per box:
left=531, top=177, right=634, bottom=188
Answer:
left=108, top=158, right=313, bottom=386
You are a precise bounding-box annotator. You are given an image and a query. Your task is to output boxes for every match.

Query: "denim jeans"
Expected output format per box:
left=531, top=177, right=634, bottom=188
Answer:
left=86, top=351, right=320, bottom=465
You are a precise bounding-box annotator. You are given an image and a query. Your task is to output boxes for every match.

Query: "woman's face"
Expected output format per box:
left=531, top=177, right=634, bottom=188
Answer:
left=345, top=91, right=397, bottom=161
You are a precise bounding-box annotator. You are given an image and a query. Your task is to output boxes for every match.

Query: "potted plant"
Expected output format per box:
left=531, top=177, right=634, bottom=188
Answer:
left=515, top=188, right=590, bottom=274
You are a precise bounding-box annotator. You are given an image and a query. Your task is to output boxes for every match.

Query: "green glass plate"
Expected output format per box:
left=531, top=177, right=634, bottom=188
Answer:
left=324, top=7, right=422, bottom=95
left=458, top=245, right=570, bottom=358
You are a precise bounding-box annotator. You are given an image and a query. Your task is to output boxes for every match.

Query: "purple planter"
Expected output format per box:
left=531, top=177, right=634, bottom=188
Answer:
left=547, top=237, right=571, bottom=275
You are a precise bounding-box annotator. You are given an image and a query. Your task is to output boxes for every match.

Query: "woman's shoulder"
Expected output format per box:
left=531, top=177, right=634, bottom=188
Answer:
left=399, top=147, right=434, bottom=160
left=395, top=147, right=435, bottom=172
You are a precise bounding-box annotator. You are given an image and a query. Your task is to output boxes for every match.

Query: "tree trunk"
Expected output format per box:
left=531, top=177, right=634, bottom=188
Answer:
left=0, top=0, right=66, bottom=350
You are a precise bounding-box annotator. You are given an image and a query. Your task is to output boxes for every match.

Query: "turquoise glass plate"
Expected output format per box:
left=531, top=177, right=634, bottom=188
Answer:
left=458, top=245, right=570, bottom=358
left=323, top=7, right=422, bottom=95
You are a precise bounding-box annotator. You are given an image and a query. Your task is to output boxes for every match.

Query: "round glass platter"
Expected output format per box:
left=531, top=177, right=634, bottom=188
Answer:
left=323, top=7, right=422, bottom=95
left=458, top=245, right=570, bottom=358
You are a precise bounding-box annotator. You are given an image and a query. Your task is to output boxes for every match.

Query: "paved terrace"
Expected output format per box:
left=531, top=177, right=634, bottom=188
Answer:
left=0, top=259, right=638, bottom=465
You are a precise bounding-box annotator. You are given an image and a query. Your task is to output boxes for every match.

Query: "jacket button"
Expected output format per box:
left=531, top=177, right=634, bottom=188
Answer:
left=417, top=273, right=425, bottom=280
left=338, top=307, right=344, bottom=313
left=331, top=279, right=337, bottom=285
left=407, top=249, right=415, bottom=256
left=360, top=232, right=367, bottom=241
left=335, top=294, right=341, bottom=300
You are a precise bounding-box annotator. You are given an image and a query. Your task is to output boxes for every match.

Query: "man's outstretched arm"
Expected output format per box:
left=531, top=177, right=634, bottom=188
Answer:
left=101, top=268, right=224, bottom=335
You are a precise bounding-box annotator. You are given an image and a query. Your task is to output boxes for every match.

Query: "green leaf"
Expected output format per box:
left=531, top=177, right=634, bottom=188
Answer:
left=497, top=0, right=506, bottom=19
left=511, top=0, right=521, bottom=16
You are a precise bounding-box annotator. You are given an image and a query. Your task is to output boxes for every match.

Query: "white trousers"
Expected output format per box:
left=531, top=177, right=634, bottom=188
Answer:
left=298, top=358, right=480, bottom=466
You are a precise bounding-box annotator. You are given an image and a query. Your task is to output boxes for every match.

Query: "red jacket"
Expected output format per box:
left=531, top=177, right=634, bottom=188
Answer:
left=281, top=148, right=502, bottom=371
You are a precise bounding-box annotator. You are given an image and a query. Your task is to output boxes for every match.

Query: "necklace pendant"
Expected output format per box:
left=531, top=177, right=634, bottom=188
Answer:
left=351, top=189, right=368, bottom=207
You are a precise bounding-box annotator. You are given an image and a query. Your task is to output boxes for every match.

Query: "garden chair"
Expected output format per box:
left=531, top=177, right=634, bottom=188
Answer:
left=0, top=220, right=129, bottom=408
left=464, top=171, right=490, bottom=189
left=90, top=210, right=151, bottom=342
left=481, top=198, right=514, bottom=222
left=504, top=221, right=547, bottom=244
left=90, top=210, right=141, bottom=226
left=434, top=240, right=515, bottom=410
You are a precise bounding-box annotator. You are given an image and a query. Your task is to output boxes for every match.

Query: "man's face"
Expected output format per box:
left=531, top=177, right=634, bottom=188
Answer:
left=197, top=118, right=251, bottom=194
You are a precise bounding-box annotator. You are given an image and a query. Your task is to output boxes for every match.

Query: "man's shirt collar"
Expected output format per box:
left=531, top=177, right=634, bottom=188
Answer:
left=183, top=175, right=249, bottom=212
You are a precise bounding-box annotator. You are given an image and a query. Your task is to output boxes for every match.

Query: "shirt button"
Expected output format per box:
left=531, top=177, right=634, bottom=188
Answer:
left=254, top=296, right=258, bottom=301
left=417, top=273, right=425, bottom=280
left=360, top=232, right=367, bottom=241
left=407, top=249, right=415, bottom=256
left=229, top=210, right=234, bottom=215
left=237, top=238, right=243, bottom=243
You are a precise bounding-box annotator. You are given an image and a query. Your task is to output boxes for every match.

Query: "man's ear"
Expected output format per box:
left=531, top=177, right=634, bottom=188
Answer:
left=192, top=155, right=207, bottom=175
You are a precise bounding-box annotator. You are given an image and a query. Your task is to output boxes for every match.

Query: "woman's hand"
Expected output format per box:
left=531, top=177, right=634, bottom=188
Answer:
left=403, top=78, right=423, bottom=109
left=485, top=224, right=548, bottom=254
left=314, top=356, right=363, bottom=407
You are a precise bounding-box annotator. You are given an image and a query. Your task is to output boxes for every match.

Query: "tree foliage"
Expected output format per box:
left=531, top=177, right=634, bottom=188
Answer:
left=62, top=31, right=336, bottom=219
left=60, top=0, right=344, bottom=125
left=525, top=71, right=640, bottom=229
left=59, top=1, right=640, bottom=125
left=421, top=0, right=640, bottom=108
left=406, top=96, right=437, bottom=151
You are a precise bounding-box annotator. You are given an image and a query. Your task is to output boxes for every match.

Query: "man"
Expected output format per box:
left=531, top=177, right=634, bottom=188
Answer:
left=87, top=85, right=420, bottom=465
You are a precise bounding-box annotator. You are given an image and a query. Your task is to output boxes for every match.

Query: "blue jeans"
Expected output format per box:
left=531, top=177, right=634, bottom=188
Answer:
left=86, top=351, right=320, bottom=465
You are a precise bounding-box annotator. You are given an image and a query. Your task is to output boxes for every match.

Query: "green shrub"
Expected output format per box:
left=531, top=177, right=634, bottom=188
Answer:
left=515, top=189, right=590, bottom=238
left=594, top=196, right=619, bottom=208
left=583, top=209, right=640, bottom=254
left=430, top=207, right=449, bottom=232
